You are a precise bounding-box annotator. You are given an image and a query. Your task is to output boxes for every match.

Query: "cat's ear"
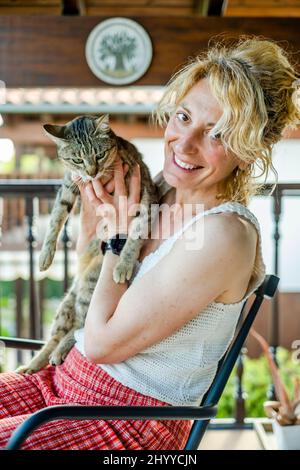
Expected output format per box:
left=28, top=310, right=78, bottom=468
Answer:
left=94, top=114, right=110, bottom=134
left=43, top=124, right=69, bottom=148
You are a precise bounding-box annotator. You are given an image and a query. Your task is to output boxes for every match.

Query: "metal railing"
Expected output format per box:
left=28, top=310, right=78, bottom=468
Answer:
left=0, top=179, right=69, bottom=341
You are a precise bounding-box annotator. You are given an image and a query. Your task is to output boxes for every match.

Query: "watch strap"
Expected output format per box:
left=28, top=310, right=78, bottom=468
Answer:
left=101, top=234, right=127, bottom=256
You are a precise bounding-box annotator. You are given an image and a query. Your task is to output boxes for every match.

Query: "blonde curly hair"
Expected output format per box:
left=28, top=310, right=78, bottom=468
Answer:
left=151, top=35, right=300, bottom=205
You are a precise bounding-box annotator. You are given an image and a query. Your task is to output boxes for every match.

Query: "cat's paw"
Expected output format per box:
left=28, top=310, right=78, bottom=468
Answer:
left=113, top=261, right=134, bottom=284
left=39, top=245, right=56, bottom=271
left=49, top=349, right=68, bottom=366
left=15, top=364, right=37, bottom=375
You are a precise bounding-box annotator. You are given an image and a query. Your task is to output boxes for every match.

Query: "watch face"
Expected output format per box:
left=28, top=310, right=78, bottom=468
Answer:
left=100, top=240, right=107, bottom=256
left=107, top=236, right=127, bottom=255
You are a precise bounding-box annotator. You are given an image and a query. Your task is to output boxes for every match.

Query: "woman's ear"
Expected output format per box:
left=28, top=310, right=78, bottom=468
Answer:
left=238, top=160, right=249, bottom=171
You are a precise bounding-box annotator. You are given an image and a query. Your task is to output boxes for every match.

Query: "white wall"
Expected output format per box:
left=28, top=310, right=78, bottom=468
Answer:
left=132, top=138, right=300, bottom=292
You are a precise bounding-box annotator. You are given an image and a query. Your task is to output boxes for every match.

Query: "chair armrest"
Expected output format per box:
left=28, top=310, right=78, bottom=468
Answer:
left=6, top=403, right=217, bottom=450
left=0, top=336, right=45, bottom=351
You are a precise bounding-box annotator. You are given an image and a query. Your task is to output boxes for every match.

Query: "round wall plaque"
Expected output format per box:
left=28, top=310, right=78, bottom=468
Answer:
left=85, top=17, right=153, bottom=85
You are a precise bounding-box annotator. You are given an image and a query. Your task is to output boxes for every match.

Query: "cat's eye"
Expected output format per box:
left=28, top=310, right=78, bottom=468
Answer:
left=73, top=158, right=83, bottom=164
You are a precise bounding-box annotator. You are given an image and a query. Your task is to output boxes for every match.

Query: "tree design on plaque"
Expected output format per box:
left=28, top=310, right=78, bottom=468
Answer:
left=85, top=18, right=153, bottom=85
left=98, top=32, right=138, bottom=78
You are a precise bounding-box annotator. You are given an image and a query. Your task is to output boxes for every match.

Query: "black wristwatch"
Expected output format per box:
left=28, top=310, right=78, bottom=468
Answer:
left=100, top=234, right=127, bottom=256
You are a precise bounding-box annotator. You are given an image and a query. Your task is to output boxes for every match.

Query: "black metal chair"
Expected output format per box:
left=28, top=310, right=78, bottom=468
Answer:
left=0, top=274, right=279, bottom=450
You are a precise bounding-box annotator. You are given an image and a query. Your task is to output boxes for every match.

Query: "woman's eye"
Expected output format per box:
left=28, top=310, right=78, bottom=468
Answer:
left=73, top=158, right=83, bottom=164
left=175, top=111, right=189, bottom=122
left=208, top=132, right=221, bottom=141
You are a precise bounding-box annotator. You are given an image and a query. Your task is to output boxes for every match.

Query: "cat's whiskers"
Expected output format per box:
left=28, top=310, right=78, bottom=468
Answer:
left=84, top=175, right=94, bottom=182
left=94, top=169, right=109, bottom=179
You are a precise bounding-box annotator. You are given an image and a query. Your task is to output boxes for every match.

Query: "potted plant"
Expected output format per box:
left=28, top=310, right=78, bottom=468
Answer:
left=251, top=329, right=300, bottom=450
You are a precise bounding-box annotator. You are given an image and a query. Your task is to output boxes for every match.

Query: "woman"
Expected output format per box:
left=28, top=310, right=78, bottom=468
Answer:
left=0, top=36, right=299, bottom=450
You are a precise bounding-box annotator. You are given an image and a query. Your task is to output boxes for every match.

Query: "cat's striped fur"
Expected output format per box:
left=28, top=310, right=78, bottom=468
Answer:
left=16, top=114, right=161, bottom=374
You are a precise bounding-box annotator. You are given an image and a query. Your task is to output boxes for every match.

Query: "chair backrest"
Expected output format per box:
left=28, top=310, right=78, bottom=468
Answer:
left=184, top=274, right=280, bottom=450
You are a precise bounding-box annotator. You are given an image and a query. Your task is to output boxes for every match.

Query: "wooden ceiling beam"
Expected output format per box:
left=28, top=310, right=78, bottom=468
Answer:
left=207, top=0, right=227, bottom=16
left=0, top=16, right=299, bottom=87
left=0, top=1, right=62, bottom=15
left=62, top=0, right=81, bottom=15
left=224, top=0, right=300, bottom=17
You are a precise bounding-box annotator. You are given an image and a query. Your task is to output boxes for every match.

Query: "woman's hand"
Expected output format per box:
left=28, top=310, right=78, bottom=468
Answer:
left=72, top=161, right=129, bottom=256
left=85, top=156, right=141, bottom=241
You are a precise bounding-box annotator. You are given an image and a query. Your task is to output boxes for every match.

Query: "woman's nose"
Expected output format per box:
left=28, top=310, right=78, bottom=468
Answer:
left=174, top=134, right=198, bottom=155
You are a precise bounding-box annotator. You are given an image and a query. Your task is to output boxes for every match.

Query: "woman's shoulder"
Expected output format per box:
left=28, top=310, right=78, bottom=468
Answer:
left=211, top=209, right=257, bottom=237
left=204, top=210, right=257, bottom=262
left=198, top=211, right=258, bottom=303
left=173, top=209, right=258, bottom=289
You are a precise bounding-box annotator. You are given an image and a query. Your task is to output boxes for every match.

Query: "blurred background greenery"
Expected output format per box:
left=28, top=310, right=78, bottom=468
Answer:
left=217, top=347, right=300, bottom=418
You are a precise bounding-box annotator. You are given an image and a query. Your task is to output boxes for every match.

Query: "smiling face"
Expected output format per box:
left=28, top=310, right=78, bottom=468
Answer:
left=163, top=78, right=244, bottom=202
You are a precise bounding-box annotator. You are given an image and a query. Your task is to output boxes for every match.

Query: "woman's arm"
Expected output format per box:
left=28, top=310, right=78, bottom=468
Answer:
left=84, top=249, right=129, bottom=345
left=82, top=157, right=141, bottom=359
left=84, top=212, right=252, bottom=364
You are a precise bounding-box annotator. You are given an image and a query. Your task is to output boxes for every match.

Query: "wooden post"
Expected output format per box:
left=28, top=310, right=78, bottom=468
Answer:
left=38, top=278, right=45, bottom=339
left=62, top=220, right=71, bottom=293
left=267, top=190, right=282, bottom=401
left=234, top=308, right=246, bottom=423
left=15, top=277, right=24, bottom=365
left=25, top=197, right=40, bottom=340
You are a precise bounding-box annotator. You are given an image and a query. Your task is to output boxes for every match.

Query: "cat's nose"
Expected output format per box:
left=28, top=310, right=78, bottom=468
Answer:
left=88, top=169, right=98, bottom=178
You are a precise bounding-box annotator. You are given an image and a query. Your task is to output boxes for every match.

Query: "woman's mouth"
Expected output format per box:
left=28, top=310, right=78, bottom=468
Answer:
left=172, top=153, right=203, bottom=172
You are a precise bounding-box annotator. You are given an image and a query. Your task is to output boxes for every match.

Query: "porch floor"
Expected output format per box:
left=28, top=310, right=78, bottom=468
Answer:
left=198, top=419, right=276, bottom=450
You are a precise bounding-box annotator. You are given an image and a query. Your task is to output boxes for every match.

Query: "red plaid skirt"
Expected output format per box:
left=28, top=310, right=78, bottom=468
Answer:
left=0, top=346, right=193, bottom=450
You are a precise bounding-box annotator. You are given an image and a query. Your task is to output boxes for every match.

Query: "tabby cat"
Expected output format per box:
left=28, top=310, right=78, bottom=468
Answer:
left=16, top=114, right=165, bottom=374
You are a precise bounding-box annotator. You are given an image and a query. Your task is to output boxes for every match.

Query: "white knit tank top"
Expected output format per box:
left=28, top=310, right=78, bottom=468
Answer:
left=74, top=199, right=266, bottom=407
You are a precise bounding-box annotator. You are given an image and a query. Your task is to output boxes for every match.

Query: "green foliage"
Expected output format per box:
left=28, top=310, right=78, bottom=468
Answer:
left=0, top=325, right=10, bottom=336
left=20, top=154, right=40, bottom=173
left=0, top=155, right=15, bottom=174
left=0, top=296, right=9, bottom=308
left=0, top=280, right=14, bottom=298
left=19, top=152, right=62, bottom=174
left=217, top=347, right=300, bottom=418
left=44, top=279, right=64, bottom=299
left=0, top=279, right=64, bottom=300
left=0, top=279, right=64, bottom=335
